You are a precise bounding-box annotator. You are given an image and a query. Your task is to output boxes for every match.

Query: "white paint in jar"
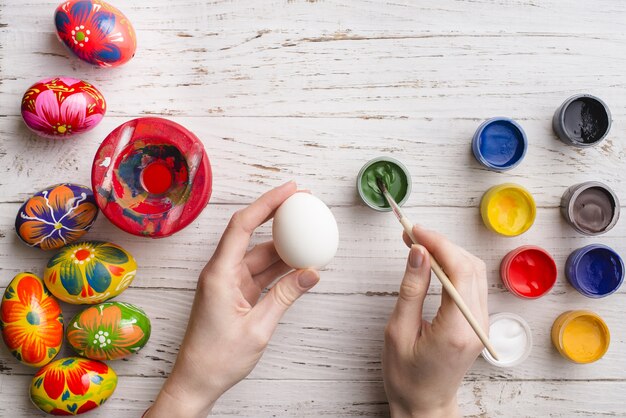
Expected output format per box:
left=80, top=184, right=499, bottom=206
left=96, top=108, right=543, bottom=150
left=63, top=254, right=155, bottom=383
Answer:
left=481, top=312, right=532, bottom=368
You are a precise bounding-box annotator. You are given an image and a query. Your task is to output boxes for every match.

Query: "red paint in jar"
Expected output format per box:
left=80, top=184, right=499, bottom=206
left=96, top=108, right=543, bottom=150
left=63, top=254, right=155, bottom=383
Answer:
left=500, top=245, right=557, bottom=299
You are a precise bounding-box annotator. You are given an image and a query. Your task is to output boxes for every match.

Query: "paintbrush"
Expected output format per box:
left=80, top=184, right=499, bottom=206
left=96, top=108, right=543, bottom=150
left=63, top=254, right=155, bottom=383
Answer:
left=376, top=177, right=499, bottom=361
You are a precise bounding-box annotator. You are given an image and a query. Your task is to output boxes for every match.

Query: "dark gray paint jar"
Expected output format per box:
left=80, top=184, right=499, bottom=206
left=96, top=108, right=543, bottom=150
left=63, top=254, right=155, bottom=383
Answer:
left=552, top=94, right=611, bottom=147
left=561, top=181, right=620, bottom=235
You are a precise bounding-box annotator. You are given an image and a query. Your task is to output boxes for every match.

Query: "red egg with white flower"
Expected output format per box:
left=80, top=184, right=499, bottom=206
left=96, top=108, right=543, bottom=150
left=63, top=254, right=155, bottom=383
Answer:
left=21, top=77, right=106, bottom=138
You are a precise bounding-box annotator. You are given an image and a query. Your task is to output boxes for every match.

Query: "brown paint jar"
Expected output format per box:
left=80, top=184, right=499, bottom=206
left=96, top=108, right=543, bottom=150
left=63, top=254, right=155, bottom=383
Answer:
left=560, top=181, right=620, bottom=235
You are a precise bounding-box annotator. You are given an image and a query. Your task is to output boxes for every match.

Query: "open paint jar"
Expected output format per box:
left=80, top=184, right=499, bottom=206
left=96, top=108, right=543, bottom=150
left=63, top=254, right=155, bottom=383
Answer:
left=91, top=117, right=212, bottom=238
left=481, top=312, right=532, bottom=368
left=356, top=157, right=411, bottom=212
left=471, top=117, right=527, bottom=171
left=552, top=94, right=611, bottom=147
left=561, top=181, right=620, bottom=236
left=551, top=310, right=610, bottom=363
left=565, top=244, right=624, bottom=298
left=480, top=183, right=536, bottom=236
left=500, top=246, right=557, bottom=299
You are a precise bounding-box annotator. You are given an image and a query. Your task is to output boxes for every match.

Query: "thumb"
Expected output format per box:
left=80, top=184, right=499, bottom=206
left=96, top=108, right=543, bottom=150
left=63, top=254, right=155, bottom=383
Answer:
left=389, top=245, right=431, bottom=344
left=251, top=269, right=320, bottom=338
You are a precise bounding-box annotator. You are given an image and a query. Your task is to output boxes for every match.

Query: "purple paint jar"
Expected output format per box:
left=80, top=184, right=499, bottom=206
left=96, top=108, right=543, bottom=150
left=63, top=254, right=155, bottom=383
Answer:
left=565, top=244, right=624, bottom=298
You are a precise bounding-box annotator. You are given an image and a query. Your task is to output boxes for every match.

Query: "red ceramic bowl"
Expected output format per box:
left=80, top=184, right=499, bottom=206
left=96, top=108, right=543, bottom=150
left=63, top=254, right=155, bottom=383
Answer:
left=500, top=245, right=557, bottom=299
left=91, top=117, right=212, bottom=238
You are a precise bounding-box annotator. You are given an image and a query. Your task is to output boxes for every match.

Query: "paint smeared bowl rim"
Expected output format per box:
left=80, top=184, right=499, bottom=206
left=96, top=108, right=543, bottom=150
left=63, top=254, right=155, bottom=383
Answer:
left=356, top=156, right=412, bottom=212
left=481, top=312, right=533, bottom=368
left=91, top=117, right=212, bottom=238
left=472, top=117, right=528, bottom=171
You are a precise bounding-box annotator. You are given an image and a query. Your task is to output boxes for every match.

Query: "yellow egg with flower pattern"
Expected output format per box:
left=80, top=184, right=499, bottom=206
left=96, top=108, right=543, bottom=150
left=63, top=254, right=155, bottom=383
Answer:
left=44, top=241, right=137, bottom=304
left=30, top=357, right=117, bottom=415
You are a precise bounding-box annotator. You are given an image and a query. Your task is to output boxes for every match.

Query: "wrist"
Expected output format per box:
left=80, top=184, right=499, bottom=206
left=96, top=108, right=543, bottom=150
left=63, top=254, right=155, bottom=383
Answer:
left=389, top=397, right=459, bottom=418
left=146, top=373, right=220, bottom=418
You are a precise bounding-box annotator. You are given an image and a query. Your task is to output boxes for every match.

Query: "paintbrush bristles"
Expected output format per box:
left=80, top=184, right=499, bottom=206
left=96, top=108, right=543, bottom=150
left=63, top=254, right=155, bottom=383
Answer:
left=376, top=176, right=403, bottom=221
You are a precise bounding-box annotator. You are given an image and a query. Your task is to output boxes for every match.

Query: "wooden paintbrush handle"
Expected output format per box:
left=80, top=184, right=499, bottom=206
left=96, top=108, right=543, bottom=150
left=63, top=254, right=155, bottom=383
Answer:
left=400, top=217, right=499, bottom=361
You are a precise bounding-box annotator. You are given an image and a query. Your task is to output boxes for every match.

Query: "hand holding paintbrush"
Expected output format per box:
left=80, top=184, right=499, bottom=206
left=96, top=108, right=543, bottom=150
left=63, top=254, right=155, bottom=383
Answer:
left=376, top=177, right=499, bottom=360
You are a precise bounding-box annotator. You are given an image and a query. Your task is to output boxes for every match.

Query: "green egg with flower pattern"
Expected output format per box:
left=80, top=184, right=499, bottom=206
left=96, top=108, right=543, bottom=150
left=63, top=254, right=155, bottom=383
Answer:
left=67, top=301, right=151, bottom=360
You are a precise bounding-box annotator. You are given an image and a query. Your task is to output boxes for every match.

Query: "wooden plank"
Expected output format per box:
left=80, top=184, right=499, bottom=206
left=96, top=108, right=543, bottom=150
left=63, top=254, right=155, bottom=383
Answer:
left=0, top=116, right=624, bottom=208
left=2, top=30, right=626, bottom=120
left=2, top=374, right=626, bottom=417
left=1, top=290, right=624, bottom=381
left=2, top=202, right=626, bottom=294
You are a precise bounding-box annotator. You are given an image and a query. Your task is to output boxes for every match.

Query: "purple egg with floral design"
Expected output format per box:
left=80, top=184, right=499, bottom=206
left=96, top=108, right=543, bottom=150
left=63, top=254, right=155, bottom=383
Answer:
left=16, top=183, right=99, bottom=251
left=21, top=77, right=106, bottom=138
left=54, top=0, right=137, bottom=67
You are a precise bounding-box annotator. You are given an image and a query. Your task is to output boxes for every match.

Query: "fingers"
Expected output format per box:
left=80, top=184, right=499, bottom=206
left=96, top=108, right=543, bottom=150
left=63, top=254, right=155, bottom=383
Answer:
left=244, top=241, right=281, bottom=275
left=253, top=259, right=293, bottom=290
left=387, top=245, right=431, bottom=346
left=214, top=181, right=297, bottom=266
left=404, top=225, right=474, bottom=279
left=250, top=269, right=319, bottom=338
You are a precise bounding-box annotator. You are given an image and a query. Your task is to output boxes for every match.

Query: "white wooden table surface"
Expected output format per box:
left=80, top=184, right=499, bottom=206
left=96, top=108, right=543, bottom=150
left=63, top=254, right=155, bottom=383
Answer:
left=2, top=1, right=626, bottom=416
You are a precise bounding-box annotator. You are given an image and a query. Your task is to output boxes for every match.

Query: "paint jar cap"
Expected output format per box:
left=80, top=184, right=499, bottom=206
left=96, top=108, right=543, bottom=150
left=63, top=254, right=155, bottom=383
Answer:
left=356, top=156, right=412, bottom=212
left=472, top=117, right=527, bottom=171
left=500, top=246, right=557, bottom=299
left=481, top=312, right=532, bottom=368
left=91, top=117, right=212, bottom=238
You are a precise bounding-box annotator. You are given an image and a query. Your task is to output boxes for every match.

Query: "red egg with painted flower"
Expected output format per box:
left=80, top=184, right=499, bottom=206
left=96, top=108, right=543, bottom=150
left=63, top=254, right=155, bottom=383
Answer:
left=54, top=0, right=137, bottom=67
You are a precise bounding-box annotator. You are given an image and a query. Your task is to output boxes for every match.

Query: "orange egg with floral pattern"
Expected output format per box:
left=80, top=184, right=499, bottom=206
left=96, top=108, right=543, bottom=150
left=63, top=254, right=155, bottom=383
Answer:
left=67, top=301, right=151, bottom=360
left=30, top=357, right=117, bottom=415
left=0, top=273, right=63, bottom=367
left=44, top=241, right=137, bottom=304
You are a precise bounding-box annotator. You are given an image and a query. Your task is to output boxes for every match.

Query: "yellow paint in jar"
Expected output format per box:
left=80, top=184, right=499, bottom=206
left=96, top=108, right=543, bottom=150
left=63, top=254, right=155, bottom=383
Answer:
left=551, top=310, right=610, bottom=363
left=480, top=183, right=536, bottom=236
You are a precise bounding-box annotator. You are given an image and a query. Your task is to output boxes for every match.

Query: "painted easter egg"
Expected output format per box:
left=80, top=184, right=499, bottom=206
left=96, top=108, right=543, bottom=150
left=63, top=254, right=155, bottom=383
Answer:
left=15, top=183, right=98, bottom=251
left=67, top=301, right=151, bottom=360
left=21, top=77, right=106, bottom=138
left=0, top=273, right=63, bottom=368
left=44, top=241, right=137, bottom=305
left=30, top=357, right=117, bottom=415
left=54, top=0, right=137, bottom=67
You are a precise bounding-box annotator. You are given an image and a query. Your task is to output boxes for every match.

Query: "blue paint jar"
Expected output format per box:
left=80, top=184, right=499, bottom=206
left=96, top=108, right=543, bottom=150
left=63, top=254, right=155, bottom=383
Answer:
left=565, top=244, right=624, bottom=298
left=471, top=117, right=528, bottom=172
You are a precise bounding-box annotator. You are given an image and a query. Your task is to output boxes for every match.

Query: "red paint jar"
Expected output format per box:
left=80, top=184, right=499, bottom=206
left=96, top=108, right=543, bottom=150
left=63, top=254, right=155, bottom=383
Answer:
left=500, top=246, right=557, bottom=299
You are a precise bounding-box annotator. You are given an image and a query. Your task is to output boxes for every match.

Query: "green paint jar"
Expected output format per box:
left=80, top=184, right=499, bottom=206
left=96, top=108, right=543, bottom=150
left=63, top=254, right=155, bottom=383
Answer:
left=357, top=157, right=411, bottom=211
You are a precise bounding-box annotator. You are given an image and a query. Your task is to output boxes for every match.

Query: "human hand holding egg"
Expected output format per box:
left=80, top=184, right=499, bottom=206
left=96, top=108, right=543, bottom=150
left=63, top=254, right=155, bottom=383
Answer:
left=147, top=182, right=338, bottom=418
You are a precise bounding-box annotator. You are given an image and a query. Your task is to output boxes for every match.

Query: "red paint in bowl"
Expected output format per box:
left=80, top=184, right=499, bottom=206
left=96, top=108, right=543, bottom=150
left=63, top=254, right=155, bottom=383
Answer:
left=500, top=246, right=557, bottom=299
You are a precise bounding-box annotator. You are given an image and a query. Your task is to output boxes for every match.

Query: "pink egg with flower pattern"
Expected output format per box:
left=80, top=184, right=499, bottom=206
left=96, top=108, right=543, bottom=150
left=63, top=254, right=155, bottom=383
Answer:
left=21, top=77, right=106, bottom=138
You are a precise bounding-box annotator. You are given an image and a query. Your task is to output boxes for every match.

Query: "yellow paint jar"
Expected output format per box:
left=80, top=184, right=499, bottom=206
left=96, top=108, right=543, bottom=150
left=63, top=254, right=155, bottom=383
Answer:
left=480, top=183, right=536, bottom=236
left=551, top=310, right=610, bottom=363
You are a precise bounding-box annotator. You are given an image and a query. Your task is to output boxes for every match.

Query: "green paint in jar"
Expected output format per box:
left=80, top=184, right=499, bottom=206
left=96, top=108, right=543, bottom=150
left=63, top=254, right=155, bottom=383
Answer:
left=357, top=157, right=411, bottom=211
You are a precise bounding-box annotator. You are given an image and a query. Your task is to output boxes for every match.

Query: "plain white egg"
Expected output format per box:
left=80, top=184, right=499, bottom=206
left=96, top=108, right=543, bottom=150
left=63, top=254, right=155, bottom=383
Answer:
left=272, top=192, right=339, bottom=269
